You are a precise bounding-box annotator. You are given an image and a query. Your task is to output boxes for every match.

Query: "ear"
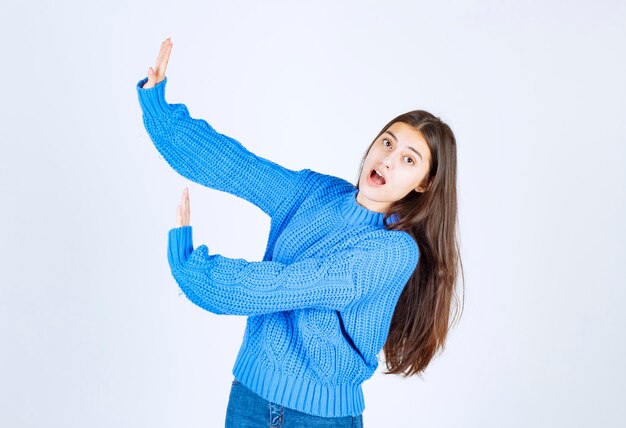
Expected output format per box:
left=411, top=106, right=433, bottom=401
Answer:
left=414, top=180, right=430, bottom=193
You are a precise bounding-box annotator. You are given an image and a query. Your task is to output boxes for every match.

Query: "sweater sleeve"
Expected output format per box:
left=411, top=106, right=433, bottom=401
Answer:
left=166, top=226, right=370, bottom=316
left=136, top=76, right=305, bottom=218
left=166, top=226, right=420, bottom=316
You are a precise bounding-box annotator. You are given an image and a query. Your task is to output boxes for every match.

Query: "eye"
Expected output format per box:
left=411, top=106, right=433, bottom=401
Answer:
left=404, top=156, right=414, bottom=164
left=382, top=138, right=392, bottom=147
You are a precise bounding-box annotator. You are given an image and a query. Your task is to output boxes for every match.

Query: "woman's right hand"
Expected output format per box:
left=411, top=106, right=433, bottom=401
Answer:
left=143, top=37, right=173, bottom=89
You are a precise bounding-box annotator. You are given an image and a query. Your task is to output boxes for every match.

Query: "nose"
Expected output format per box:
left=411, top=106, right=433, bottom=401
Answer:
left=379, top=157, right=392, bottom=169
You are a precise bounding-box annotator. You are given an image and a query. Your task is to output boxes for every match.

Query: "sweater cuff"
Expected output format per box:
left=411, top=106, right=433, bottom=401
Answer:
left=136, top=76, right=173, bottom=118
left=167, top=225, right=193, bottom=270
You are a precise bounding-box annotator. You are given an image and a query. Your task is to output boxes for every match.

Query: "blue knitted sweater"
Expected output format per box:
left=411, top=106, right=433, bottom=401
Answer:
left=136, top=76, right=420, bottom=417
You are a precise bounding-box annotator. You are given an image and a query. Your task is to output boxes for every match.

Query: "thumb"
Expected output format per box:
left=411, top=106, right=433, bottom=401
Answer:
left=148, top=67, right=158, bottom=84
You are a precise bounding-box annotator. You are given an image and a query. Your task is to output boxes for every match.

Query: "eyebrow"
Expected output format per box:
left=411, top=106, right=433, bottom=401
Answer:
left=385, top=131, right=423, bottom=162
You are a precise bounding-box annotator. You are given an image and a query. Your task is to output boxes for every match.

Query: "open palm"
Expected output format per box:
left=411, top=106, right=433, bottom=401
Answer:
left=176, top=187, right=190, bottom=227
left=143, top=37, right=172, bottom=89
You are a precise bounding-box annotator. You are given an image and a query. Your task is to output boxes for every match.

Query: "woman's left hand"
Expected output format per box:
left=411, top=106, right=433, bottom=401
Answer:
left=176, top=187, right=190, bottom=227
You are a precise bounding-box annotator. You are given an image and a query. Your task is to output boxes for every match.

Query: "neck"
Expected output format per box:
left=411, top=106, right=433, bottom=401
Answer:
left=340, top=188, right=397, bottom=227
left=355, top=188, right=388, bottom=214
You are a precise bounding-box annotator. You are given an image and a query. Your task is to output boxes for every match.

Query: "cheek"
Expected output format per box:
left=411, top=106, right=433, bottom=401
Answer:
left=404, top=169, right=427, bottom=191
left=415, top=166, right=429, bottom=183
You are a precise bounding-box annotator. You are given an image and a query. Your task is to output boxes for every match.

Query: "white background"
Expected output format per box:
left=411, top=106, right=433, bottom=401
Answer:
left=1, top=0, right=624, bottom=426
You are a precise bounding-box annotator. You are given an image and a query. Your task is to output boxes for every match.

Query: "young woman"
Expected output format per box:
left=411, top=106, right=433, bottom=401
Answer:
left=137, top=38, right=463, bottom=428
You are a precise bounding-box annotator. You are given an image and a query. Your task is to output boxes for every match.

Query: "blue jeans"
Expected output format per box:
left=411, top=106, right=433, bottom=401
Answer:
left=225, top=379, right=364, bottom=427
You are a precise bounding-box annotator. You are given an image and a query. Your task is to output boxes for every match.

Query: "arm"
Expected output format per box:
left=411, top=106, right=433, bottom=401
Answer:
left=166, top=226, right=367, bottom=316
left=166, top=226, right=420, bottom=317
left=136, top=76, right=305, bottom=218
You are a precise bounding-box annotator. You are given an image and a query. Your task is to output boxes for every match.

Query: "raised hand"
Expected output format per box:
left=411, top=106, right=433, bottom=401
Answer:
left=143, top=37, right=173, bottom=89
left=176, top=187, right=190, bottom=227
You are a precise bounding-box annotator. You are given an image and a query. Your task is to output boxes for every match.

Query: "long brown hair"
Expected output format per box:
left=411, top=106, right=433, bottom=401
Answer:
left=355, top=110, right=465, bottom=377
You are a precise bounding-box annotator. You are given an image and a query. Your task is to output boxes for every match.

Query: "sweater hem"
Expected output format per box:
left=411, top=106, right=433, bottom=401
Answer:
left=232, top=350, right=365, bottom=418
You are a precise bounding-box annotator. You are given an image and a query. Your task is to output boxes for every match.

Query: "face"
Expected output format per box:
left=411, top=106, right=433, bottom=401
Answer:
left=357, top=121, right=432, bottom=213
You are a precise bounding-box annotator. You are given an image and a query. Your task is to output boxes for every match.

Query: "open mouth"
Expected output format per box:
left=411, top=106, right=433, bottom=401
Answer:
left=368, top=168, right=386, bottom=186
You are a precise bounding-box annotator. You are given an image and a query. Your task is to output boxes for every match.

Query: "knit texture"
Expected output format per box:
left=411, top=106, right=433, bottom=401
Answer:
left=136, top=76, right=420, bottom=417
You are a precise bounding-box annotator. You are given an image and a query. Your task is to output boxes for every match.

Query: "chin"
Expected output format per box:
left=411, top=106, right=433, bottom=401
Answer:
left=361, top=184, right=387, bottom=201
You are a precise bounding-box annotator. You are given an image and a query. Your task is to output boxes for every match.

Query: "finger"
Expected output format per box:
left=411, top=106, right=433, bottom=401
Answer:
left=161, top=40, right=172, bottom=75
left=182, top=190, right=189, bottom=225
left=181, top=191, right=188, bottom=220
left=153, top=43, right=166, bottom=79
left=155, top=38, right=168, bottom=67
left=156, top=38, right=172, bottom=77
left=176, top=204, right=182, bottom=227
left=182, top=197, right=189, bottom=220
left=142, top=67, right=157, bottom=88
